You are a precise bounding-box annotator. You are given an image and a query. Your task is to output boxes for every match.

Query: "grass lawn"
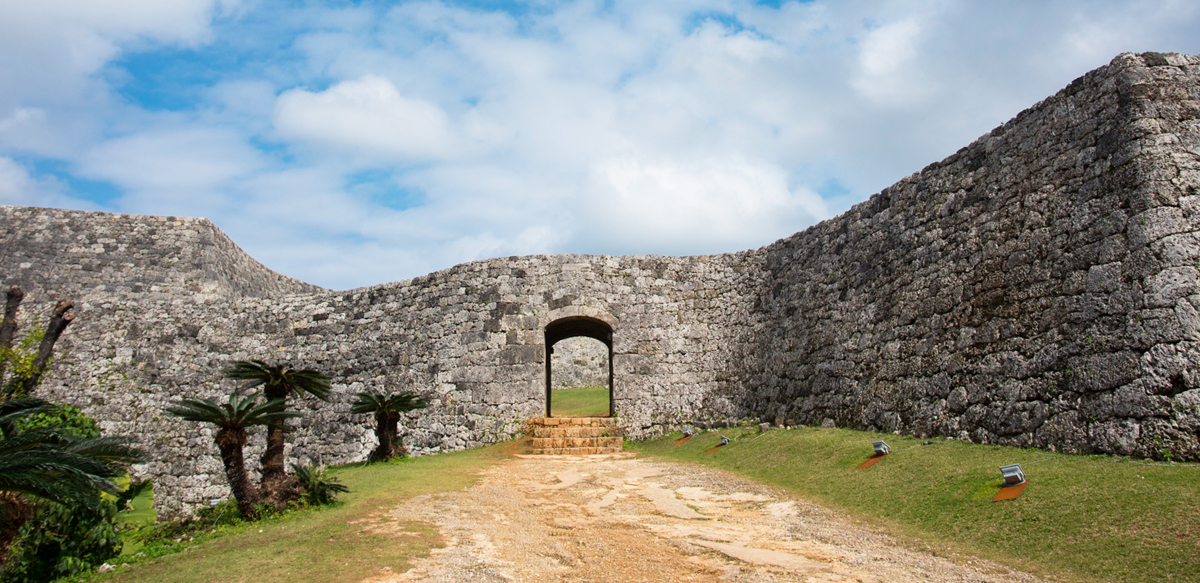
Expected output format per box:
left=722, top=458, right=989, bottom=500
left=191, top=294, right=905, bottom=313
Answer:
left=90, top=440, right=522, bottom=583
left=629, top=426, right=1200, bottom=583
left=550, top=385, right=609, bottom=417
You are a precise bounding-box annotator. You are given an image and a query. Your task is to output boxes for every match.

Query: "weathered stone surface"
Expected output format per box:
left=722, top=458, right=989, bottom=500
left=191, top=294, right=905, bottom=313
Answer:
left=551, top=336, right=608, bottom=389
left=744, top=52, right=1200, bottom=463
left=2, top=52, right=1200, bottom=517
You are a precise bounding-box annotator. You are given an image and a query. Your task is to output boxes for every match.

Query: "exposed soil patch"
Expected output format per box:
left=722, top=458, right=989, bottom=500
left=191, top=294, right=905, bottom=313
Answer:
left=363, top=455, right=1045, bottom=582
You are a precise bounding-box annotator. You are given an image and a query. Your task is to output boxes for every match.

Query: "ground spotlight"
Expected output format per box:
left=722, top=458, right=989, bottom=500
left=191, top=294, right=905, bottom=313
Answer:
left=1000, top=464, right=1026, bottom=486
left=857, top=441, right=891, bottom=469
left=993, top=464, right=1029, bottom=502
left=704, top=435, right=732, bottom=454
left=675, top=426, right=697, bottom=446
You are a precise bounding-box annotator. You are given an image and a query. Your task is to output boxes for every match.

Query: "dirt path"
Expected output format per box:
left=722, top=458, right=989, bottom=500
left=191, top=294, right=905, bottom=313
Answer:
left=364, top=454, right=1045, bottom=583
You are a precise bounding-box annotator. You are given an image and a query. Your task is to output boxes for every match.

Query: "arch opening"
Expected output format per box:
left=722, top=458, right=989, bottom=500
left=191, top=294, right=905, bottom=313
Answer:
left=544, top=316, right=614, bottom=418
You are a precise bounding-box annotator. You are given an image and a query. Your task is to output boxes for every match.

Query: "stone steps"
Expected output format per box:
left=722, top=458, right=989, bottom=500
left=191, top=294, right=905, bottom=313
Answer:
left=526, top=417, right=624, bottom=455
left=529, top=426, right=617, bottom=438
left=532, top=417, right=618, bottom=427
left=530, top=436, right=623, bottom=449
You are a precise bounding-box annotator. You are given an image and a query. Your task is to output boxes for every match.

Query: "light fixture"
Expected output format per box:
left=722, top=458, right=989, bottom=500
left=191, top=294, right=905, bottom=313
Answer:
left=873, top=440, right=890, bottom=456
left=1000, top=464, right=1026, bottom=486
left=675, top=426, right=697, bottom=446
left=704, top=435, right=732, bottom=453
left=209, top=498, right=221, bottom=508
left=993, top=464, right=1029, bottom=501
left=857, top=440, right=890, bottom=469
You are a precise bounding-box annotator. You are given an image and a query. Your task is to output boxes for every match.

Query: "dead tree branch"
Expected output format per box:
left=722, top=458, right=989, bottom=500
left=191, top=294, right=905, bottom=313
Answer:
left=0, top=286, right=25, bottom=381
left=18, top=301, right=74, bottom=396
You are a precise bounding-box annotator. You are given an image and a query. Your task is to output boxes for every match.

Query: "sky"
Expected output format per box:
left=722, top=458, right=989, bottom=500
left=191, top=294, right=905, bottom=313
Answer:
left=1, top=1, right=1198, bottom=290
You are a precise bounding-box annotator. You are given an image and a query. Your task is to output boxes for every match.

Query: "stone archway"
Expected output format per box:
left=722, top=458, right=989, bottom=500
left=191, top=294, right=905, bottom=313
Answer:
left=544, top=316, right=614, bottom=417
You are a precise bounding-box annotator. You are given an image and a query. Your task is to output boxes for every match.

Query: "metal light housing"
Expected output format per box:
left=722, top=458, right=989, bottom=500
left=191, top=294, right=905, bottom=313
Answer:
left=873, top=440, right=890, bottom=456
left=1000, top=464, right=1026, bottom=486
left=720, top=435, right=731, bottom=445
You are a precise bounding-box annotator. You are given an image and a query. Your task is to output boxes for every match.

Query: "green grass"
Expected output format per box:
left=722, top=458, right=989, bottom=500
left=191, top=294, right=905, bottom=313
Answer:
left=86, top=440, right=522, bottom=583
left=550, top=385, right=610, bottom=417
left=629, top=427, right=1200, bottom=583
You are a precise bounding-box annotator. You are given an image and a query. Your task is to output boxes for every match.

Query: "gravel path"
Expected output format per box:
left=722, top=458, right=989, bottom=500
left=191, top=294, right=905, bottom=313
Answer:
left=363, top=454, right=1046, bottom=583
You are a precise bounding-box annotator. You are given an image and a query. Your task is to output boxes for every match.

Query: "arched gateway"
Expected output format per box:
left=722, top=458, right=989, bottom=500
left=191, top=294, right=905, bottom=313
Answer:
left=544, top=316, right=614, bottom=417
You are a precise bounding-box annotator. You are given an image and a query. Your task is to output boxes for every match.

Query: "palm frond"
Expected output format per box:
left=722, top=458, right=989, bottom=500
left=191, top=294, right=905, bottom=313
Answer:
left=221, top=360, right=332, bottom=401
left=349, top=388, right=389, bottom=414
left=0, top=424, right=144, bottom=506
left=166, top=393, right=302, bottom=430
left=65, top=436, right=145, bottom=465
left=350, top=389, right=428, bottom=415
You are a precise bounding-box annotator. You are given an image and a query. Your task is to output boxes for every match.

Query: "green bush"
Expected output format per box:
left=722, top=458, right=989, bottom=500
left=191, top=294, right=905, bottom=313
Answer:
left=15, top=405, right=101, bottom=439
left=0, top=328, right=45, bottom=399
left=0, top=497, right=121, bottom=583
left=291, top=464, right=348, bottom=507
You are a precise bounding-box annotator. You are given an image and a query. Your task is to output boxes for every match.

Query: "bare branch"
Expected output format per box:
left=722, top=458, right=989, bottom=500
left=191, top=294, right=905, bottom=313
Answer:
left=18, top=301, right=74, bottom=396
left=0, top=286, right=23, bottom=349
left=0, top=286, right=24, bottom=381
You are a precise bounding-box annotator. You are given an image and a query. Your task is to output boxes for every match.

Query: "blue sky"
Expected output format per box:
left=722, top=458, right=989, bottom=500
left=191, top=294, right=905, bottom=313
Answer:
left=2, top=0, right=1199, bottom=289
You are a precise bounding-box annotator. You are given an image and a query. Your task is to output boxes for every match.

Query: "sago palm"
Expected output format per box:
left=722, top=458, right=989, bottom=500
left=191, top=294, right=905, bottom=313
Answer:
left=0, top=398, right=143, bottom=507
left=350, top=389, right=428, bottom=462
left=165, top=393, right=299, bottom=518
left=220, top=360, right=331, bottom=488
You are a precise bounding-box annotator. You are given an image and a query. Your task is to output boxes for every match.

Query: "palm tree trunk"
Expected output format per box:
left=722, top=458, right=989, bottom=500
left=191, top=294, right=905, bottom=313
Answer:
left=259, top=424, right=287, bottom=489
left=371, top=412, right=401, bottom=462
left=259, top=383, right=289, bottom=490
left=216, top=430, right=259, bottom=518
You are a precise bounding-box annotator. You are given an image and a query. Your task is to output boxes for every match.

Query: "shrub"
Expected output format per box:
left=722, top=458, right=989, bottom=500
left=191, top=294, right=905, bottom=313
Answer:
left=15, top=404, right=101, bottom=440
left=291, top=464, right=348, bottom=507
left=0, top=328, right=44, bottom=400
left=0, top=497, right=121, bottom=583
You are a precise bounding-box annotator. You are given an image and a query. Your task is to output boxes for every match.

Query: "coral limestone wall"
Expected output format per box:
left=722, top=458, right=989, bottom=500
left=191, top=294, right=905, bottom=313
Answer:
left=1, top=52, right=1199, bottom=516
left=744, top=52, right=1200, bottom=460
left=551, top=337, right=609, bottom=389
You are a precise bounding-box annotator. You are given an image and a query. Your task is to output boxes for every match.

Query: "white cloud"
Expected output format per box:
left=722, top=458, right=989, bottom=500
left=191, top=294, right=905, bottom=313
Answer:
left=274, top=76, right=458, bottom=162
left=581, top=156, right=828, bottom=254
left=0, top=156, right=93, bottom=209
left=4, top=0, right=1200, bottom=289
left=74, top=125, right=265, bottom=218
left=854, top=18, right=930, bottom=104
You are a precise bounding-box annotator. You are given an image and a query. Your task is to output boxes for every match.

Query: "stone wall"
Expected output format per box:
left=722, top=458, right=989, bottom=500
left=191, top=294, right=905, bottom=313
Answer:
left=0, top=243, right=761, bottom=516
left=1, top=52, right=1199, bottom=517
left=551, top=337, right=609, bottom=389
left=744, top=52, right=1200, bottom=460
left=0, top=206, right=320, bottom=301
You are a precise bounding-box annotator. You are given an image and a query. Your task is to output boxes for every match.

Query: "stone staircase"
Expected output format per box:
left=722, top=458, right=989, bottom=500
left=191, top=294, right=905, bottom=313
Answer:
left=527, top=417, right=624, bottom=455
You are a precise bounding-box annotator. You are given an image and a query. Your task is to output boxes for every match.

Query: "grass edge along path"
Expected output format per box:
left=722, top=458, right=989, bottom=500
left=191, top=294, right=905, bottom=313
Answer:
left=86, top=440, right=522, bottom=583
left=628, top=426, right=1200, bottom=583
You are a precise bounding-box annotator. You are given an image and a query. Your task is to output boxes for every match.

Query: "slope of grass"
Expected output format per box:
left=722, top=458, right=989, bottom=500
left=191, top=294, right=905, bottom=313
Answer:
left=550, top=385, right=609, bottom=417
left=87, top=440, right=522, bottom=583
left=629, top=426, right=1200, bottom=583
